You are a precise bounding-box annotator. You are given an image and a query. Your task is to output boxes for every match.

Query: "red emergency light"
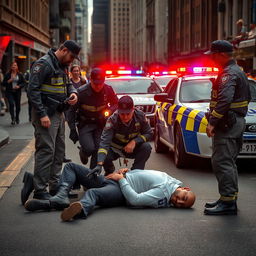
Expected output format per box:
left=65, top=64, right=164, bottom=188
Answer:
left=177, top=66, right=219, bottom=75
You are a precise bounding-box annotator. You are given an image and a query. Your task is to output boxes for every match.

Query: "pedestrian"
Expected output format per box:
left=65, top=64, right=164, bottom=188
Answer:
left=88, top=95, right=153, bottom=177
left=23, top=162, right=196, bottom=221
left=0, top=67, right=5, bottom=116
left=27, top=40, right=80, bottom=200
left=204, top=40, right=251, bottom=215
left=2, top=62, right=26, bottom=125
left=67, top=67, right=118, bottom=169
left=70, top=64, right=87, bottom=89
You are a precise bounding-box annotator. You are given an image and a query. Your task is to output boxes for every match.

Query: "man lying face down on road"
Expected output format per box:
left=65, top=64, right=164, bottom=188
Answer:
left=23, top=163, right=196, bottom=221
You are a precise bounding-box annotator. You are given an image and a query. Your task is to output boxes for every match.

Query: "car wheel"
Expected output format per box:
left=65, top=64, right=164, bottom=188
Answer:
left=174, top=125, right=189, bottom=168
left=154, top=124, right=169, bottom=153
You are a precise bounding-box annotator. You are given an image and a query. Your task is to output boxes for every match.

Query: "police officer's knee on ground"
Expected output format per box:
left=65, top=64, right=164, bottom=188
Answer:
left=87, top=95, right=153, bottom=178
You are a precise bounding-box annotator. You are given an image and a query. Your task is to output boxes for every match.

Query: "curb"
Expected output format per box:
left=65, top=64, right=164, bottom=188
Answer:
left=0, top=128, right=9, bottom=148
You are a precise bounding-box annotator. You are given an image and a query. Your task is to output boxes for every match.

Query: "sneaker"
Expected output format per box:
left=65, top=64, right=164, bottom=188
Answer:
left=61, top=201, right=83, bottom=221
left=24, top=199, right=51, bottom=212
left=21, top=172, right=34, bottom=205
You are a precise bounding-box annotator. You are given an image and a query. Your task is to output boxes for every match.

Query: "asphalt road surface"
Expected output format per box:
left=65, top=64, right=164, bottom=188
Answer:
left=0, top=103, right=256, bottom=256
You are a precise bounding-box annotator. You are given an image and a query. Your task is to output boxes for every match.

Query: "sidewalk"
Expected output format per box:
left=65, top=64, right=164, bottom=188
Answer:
left=0, top=91, right=28, bottom=147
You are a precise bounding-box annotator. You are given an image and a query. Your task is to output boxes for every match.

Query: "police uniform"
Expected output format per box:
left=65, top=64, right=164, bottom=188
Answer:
left=28, top=44, right=78, bottom=198
left=204, top=40, right=251, bottom=214
left=67, top=82, right=118, bottom=168
left=97, top=108, right=153, bottom=174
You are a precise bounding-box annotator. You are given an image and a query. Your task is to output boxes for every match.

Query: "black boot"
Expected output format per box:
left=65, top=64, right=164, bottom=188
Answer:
left=33, top=191, right=51, bottom=200
left=204, top=199, right=220, bottom=208
left=21, top=172, right=34, bottom=205
left=24, top=199, right=51, bottom=212
left=49, top=183, right=70, bottom=210
left=204, top=200, right=237, bottom=215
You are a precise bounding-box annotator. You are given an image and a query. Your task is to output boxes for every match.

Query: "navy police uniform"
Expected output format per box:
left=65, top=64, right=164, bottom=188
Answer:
left=67, top=82, right=118, bottom=168
left=97, top=103, right=153, bottom=174
left=205, top=40, right=251, bottom=211
left=28, top=41, right=79, bottom=198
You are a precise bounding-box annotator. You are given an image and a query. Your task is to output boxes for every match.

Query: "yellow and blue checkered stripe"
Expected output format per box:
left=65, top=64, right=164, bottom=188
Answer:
left=157, top=103, right=208, bottom=155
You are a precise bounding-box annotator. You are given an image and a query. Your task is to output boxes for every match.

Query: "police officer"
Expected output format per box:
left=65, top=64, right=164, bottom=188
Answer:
left=88, top=95, right=153, bottom=177
left=67, top=67, right=118, bottom=169
left=204, top=40, right=251, bottom=215
left=27, top=40, right=80, bottom=201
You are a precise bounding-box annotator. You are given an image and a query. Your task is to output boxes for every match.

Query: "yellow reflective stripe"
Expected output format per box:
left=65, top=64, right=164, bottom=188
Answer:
left=129, top=133, right=139, bottom=138
left=176, top=107, right=186, bottom=123
left=140, top=135, right=146, bottom=142
left=186, top=109, right=200, bottom=131
left=110, top=142, right=123, bottom=149
left=167, top=104, right=176, bottom=125
left=115, top=136, right=129, bottom=143
left=199, top=116, right=208, bottom=133
left=211, top=110, right=223, bottom=119
left=41, top=84, right=65, bottom=93
left=81, top=104, right=105, bottom=112
left=98, top=148, right=108, bottom=155
left=220, top=195, right=236, bottom=201
left=230, top=101, right=248, bottom=108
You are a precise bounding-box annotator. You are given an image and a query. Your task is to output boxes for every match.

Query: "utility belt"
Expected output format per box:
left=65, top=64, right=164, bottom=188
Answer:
left=77, top=115, right=106, bottom=129
left=42, top=95, right=69, bottom=116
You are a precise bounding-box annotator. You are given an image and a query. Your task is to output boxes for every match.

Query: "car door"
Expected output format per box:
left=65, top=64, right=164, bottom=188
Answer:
left=160, top=78, right=178, bottom=143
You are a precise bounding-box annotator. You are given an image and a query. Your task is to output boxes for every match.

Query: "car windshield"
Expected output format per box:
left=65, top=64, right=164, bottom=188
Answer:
left=105, top=78, right=162, bottom=94
left=180, top=79, right=212, bottom=103
left=249, top=80, right=256, bottom=102
left=154, top=77, right=175, bottom=87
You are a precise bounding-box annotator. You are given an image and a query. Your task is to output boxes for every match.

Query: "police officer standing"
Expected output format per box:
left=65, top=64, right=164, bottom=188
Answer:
left=88, top=95, right=153, bottom=177
left=204, top=40, right=251, bottom=215
left=26, top=40, right=80, bottom=200
left=67, top=67, right=118, bottom=169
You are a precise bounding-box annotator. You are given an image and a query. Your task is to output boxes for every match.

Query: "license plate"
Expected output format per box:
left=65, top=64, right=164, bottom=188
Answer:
left=241, top=143, right=256, bottom=154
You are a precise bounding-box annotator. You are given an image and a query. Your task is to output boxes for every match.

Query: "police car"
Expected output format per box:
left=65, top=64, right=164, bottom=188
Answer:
left=104, top=68, right=162, bottom=126
left=150, top=71, right=178, bottom=90
left=154, top=67, right=256, bottom=168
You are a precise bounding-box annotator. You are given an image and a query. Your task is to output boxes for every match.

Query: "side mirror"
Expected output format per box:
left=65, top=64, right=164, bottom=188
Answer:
left=154, top=93, right=174, bottom=104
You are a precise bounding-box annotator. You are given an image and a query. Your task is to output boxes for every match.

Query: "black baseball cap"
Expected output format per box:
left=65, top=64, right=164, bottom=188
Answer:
left=91, top=68, right=105, bottom=85
left=118, top=96, right=134, bottom=114
left=204, top=40, right=233, bottom=55
left=63, top=40, right=81, bottom=60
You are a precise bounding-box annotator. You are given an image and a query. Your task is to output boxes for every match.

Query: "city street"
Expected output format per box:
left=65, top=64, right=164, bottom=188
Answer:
left=0, top=102, right=256, bottom=256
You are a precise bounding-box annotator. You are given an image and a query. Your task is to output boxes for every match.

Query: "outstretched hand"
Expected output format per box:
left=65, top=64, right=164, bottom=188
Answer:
left=105, top=172, right=124, bottom=181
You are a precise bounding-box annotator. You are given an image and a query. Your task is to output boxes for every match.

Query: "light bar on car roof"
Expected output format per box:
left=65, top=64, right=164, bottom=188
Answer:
left=177, top=67, right=219, bottom=74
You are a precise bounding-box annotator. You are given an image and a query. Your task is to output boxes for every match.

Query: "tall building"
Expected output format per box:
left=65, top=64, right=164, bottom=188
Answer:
left=0, top=0, right=50, bottom=73
left=75, top=0, right=89, bottom=66
left=130, top=0, right=147, bottom=68
left=109, top=0, right=130, bottom=65
left=91, top=0, right=109, bottom=66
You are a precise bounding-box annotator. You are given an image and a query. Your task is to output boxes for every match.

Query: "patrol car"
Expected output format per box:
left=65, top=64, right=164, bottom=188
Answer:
left=104, top=70, right=162, bottom=126
left=150, top=71, right=178, bottom=90
left=154, top=67, right=256, bottom=168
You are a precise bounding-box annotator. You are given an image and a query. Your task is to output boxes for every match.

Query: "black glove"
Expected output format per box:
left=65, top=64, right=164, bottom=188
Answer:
left=69, top=129, right=79, bottom=144
left=87, top=165, right=103, bottom=178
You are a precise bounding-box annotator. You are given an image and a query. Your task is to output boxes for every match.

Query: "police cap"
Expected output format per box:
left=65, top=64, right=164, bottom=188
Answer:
left=90, top=68, right=105, bottom=85
left=204, top=40, right=233, bottom=55
left=63, top=40, right=81, bottom=60
left=118, top=95, right=134, bottom=114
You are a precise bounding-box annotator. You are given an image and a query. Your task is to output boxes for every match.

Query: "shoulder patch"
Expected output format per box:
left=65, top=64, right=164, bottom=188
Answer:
left=104, top=120, right=113, bottom=130
left=221, top=74, right=230, bottom=84
left=32, top=64, right=43, bottom=74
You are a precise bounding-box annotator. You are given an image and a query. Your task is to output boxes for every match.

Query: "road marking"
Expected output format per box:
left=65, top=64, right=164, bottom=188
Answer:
left=0, top=138, right=34, bottom=199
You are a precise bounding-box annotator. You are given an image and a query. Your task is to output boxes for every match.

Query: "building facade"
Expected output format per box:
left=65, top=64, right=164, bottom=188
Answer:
left=109, top=0, right=130, bottom=65
left=0, top=0, right=50, bottom=73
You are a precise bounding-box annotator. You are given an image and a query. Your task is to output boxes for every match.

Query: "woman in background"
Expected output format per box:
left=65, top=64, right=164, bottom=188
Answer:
left=2, top=62, right=25, bottom=125
left=70, top=65, right=87, bottom=89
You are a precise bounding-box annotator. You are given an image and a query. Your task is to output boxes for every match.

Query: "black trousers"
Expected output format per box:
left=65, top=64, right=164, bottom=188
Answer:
left=6, top=90, right=21, bottom=121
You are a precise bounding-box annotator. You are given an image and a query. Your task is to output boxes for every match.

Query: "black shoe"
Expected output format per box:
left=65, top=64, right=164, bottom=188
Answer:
left=204, top=200, right=237, bottom=215
left=11, top=120, right=15, bottom=125
left=21, top=172, right=34, bottom=205
left=49, top=183, right=70, bottom=210
left=24, top=199, right=51, bottom=212
left=16, top=119, right=20, bottom=124
left=33, top=191, right=51, bottom=200
left=204, top=199, right=220, bottom=208
left=61, top=201, right=84, bottom=221
left=63, top=157, right=72, bottom=163
left=79, top=147, right=88, bottom=165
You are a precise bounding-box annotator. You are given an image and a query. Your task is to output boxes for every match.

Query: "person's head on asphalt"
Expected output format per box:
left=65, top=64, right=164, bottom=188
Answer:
left=170, top=187, right=196, bottom=208
left=118, top=95, right=135, bottom=124
left=90, top=68, right=105, bottom=92
left=55, top=40, right=81, bottom=66
left=204, top=40, right=233, bottom=67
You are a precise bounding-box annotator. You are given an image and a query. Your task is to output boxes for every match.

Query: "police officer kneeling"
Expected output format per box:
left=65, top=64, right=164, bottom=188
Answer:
left=204, top=40, right=251, bottom=215
left=88, top=95, right=153, bottom=177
